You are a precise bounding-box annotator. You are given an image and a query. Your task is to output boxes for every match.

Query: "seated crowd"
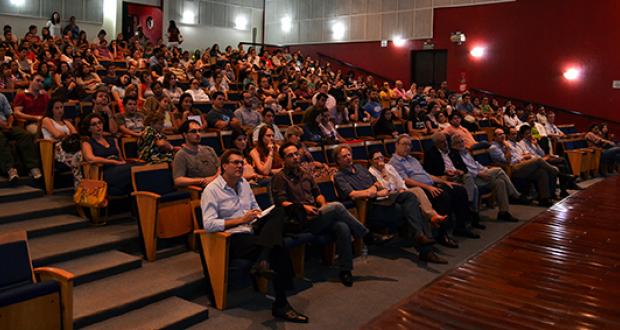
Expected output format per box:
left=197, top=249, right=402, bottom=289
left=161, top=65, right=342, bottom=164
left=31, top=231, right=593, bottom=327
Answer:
left=1, top=21, right=619, bottom=323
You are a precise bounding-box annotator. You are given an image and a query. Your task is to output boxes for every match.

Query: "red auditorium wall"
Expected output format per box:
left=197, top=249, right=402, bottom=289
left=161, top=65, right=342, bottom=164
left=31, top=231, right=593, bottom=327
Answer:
left=127, top=3, right=163, bottom=44
left=289, top=0, right=620, bottom=126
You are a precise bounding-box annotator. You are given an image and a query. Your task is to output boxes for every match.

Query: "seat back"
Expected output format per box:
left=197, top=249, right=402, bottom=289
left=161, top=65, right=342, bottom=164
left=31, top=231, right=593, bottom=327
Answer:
left=472, top=148, right=493, bottom=166
left=354, top=123, right=374, bottom=139
left=365, top=140, right=386, bottom=158
left=291, top=111, right=304, bottom=124
left=349, top=142, right=367, bottom=162
left=325, top=144, right=340, bottom=165
left=121, top=137, right=139, bottom=159
left=474, top=131, right=488, bottom=142
left=275, top=113, right=292, bottom=127
left=195, top=102, right=212, bottom=114
left=0, top=232, right=34, bottom=291
left=316, top=176, right=338, bottom=202
left=336, top=124, right=356, bottom=140
left=252, top=186, right=273, bottom=210
left=167, top=134, right=185, bottom=147
left=308, top=146, right=327, bottom=164
left=200, top=132, right=223, bottom=155
left=131, top=163, right=175, bottom=196
left=219, top=130, right=233, bottom=151
left=384, top=138, right=397, bottom=156
left=419, top=136, right=434, bottom=153
left=558, top=124, right=577, bottom=134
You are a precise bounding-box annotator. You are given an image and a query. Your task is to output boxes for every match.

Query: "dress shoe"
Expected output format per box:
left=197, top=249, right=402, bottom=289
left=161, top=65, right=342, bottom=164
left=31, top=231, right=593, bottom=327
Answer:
left=559, top=190, right=570, bottom=198
left=8, top=168, right=19, bottom=183
left=250, top=260, right=276, bottom=279
left=339, top=271, right=353, bottom=287
left=272, top=303, right=309, bottom=323
left=510, top=195, right=532, bottom=205
left=437, top=235, right=459, bottom=248
left=538, top=198, right=553, bottom=207
left=363, top=232, right=395, bottom=246
left=453, top=228, right=480, bottom=239
left=470, top=212, right=486, bottom=230
left=420, top=251, right=448, bottom=264
left=497, top=211, right=518, bottom=222
left=569, top=182, right=584, bottom=190
left=30, top=168, right=42, bottom=180
left=413, top=233, right=436, bottom=246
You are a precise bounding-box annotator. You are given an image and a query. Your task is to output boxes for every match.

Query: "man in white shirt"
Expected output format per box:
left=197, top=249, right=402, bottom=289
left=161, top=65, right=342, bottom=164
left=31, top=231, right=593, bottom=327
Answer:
left=201, top=149, right=308, bottom=323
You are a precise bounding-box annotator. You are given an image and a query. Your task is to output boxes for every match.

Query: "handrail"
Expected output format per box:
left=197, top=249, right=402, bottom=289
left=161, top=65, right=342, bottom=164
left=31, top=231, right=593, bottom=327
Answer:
left=316, top=52, right=393, bottom=82
left=470, top=88, right=620, bottom=126
left=238, top=42, right=289, bottom=51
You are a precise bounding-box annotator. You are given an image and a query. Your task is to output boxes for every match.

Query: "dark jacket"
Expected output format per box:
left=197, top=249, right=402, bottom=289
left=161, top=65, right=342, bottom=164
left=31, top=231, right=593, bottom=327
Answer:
left=423, top=146, right=468, bottom=176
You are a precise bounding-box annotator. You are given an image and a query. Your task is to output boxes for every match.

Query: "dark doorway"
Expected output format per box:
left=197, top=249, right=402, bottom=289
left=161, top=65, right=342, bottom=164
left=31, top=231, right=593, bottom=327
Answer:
left=411, top=50, right=447, bottom=88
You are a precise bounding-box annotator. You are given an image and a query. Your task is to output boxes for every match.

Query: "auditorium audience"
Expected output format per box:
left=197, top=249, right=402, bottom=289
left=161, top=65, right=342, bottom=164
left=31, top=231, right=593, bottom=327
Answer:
left=585, top=124, right=620, bottom=176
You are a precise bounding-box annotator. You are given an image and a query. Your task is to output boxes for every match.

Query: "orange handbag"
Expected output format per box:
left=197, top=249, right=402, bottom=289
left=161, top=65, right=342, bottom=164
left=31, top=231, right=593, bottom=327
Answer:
left=73, top=179, right=108, bottom=208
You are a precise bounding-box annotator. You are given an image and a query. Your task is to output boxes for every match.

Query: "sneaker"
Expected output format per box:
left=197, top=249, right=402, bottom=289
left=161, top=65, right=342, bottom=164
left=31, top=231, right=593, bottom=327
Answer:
left=8, top=168, right=19, bottom=182
left=30, top=168, right=42, bottom=180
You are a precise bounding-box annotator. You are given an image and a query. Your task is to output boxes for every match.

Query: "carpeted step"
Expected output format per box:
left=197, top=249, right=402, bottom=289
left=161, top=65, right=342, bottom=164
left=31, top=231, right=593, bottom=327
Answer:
left=0, top=214, right=89, bottom=238
left=0, top=195, right=76, bottom=224
left=52, top=250, right=143, bottom=286
left=29, top=222, right=138, bottom=266
left=0, top=185, right=44, bottom=203
left=81, top=296, right=208, bottom=330
left=73, top=252, right=205, bottom=328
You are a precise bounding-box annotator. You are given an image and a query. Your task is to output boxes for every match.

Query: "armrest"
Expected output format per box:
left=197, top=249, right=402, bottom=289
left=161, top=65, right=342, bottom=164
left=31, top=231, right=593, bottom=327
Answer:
left=194, top=229, right=232, bottom=239
left=131, top=191, right=162, bottom=200
left=34, top=267, right=74, bottom=330
left=181, top=185, right=203, bottom=200
left=34, top=267, right=75, bottom=282
left=82, top=162, right=104, bottom=180
left=354, top=198, right=368, bottom=225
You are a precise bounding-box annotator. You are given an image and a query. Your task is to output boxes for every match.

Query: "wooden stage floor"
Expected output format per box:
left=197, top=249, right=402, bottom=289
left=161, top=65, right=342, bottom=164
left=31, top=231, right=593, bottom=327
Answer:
left=363, top=176, right=620, bottom=330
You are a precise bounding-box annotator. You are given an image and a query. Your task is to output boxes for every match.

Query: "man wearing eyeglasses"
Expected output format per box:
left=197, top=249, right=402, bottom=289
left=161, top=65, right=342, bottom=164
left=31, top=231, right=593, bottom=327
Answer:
left=489, top=127, right=557, bottom=207
left=173, top=120, right=219, bottom=189
left=271, top=142, right=369, bottom=287
left=201, top=149, right=309, bottom=323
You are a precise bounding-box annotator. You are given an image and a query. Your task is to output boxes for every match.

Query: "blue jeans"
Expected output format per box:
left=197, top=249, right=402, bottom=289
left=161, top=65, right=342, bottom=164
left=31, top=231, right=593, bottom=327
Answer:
left=312, top=202, right=369, bottom=271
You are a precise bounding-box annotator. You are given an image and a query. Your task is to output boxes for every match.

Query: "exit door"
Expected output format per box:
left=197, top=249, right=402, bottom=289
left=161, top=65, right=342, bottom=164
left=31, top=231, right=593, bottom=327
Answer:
left=411, top=50, right=447, bottom=88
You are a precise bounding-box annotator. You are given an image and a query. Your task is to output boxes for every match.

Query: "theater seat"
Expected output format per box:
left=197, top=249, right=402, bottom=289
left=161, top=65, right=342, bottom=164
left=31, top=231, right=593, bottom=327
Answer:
left=0, top=231, right=74, bottom=330
left=131, top=163, right=193, bottom=261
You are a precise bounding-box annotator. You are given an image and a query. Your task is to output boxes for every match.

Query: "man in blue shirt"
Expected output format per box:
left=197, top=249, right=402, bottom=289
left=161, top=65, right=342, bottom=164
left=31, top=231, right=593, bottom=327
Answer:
left=450, top=134, right=523, bottom=222
left=202, top=149, right=308, bottom=323
left=488, top=128, right=557, bottom=207
left=389, top=134, right=480, bottom=243
left=362, top=90, right=382, bottom=120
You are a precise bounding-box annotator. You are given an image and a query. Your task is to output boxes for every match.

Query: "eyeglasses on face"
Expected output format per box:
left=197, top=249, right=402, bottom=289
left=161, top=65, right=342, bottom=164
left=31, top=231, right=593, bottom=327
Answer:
left=285, top=152, right=300, bottom=158
left=226, top=160, right=244, bottom=165
left=187, top=129, right=200, bottom=134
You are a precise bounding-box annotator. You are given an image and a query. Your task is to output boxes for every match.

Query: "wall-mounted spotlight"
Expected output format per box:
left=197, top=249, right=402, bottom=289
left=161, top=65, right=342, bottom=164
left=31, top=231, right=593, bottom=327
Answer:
left=563, top=67, right=581, bottom=81
left=392, top=35, right=407, bottom=47
left=450, top=32, right=466, bottom=45
left=470, top=46, right=485, bottom=58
